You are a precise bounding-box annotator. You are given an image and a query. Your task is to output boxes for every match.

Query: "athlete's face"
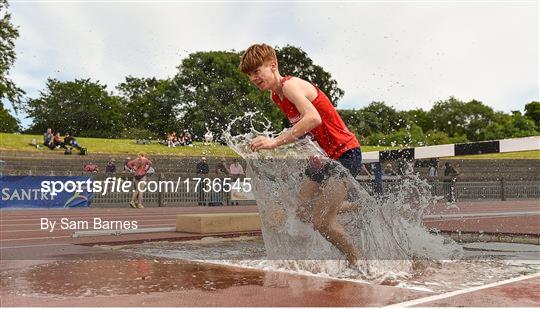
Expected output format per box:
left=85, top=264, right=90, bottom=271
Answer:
left=248, top=61, right=277, bottom=91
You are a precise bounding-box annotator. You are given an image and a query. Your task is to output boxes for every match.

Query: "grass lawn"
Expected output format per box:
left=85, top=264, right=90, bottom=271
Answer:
left=0, top=133, right=237, bottom=157
left=0, top=133, right=538, bottom=159
left=0, top=133, right=387, bottom=157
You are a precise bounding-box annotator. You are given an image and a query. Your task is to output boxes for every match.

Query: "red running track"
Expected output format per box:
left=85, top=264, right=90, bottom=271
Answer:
left=1, top=200, right=538, bottom=249
left=1, top=200, right=539, bottom=307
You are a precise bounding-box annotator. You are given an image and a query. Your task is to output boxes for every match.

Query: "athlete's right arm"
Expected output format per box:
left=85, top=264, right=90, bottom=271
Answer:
left=273, top=80, right=322, bottom=147
left=251, top=79, right=321, bottom=152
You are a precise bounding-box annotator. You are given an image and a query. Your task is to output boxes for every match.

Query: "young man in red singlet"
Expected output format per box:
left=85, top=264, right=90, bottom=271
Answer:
left=239, top=43, right=362, bottom=265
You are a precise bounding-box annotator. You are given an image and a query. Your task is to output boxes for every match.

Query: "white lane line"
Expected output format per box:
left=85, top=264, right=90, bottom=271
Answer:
left=0, top=218, right=177, bottom=227
left=424, top=215, right=540, bottom=223
left=0, top=210, right=252, bottom=219
left=383, top=272, right=540, bottom=308
left=423, top=211, right=540, bottom=219
left=2, top=210, right=536, bottom=223
left=0, top=210, right=186, bottom=215
left=0, top=235, right=72, bottom=242
left=0, top=211, right=252, bottom=221
left=72, top=227, right=177, bottom=237
left=0, top=228, right=175, bottom=249
left=0, top=243, right=73, bottom=249
left=0, top=208, right=253, bottom=215
left=0, top=223, right=176, bottom=233
left=9, top=215, right=527, bottom=232
left=428, top=209, right=540, bottom=215
left=429, top=207, right=540, bottom=214
left=0, top=213, right=181, bottom=222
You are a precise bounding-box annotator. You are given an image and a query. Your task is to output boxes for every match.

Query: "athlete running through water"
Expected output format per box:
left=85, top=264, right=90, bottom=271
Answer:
left=239, top=43, right=364, bottom=265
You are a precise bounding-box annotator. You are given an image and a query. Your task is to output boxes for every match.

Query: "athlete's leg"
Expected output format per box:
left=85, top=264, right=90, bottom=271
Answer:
left=310, top=176, right=359, bottom=265
left=297, top=178, right=321, bottom=223
left=338, top=180, right=364, bottom=214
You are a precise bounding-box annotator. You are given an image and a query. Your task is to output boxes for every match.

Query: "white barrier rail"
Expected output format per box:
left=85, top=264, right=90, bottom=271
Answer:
left=363, top=136, right=540, bottom=163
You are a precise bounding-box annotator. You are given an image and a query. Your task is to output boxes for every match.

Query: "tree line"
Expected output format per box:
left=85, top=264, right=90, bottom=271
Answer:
left=340, top=99, right=539, bottom=147
left=1, top=0, right=538, bottom=146
left=6, top=46, right=346, bottom=141
left=2, top=48, right=538, bottom=146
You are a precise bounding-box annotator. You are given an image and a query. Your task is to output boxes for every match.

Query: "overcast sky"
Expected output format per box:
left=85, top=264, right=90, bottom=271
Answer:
left=5, top=1, right=539, bottom=127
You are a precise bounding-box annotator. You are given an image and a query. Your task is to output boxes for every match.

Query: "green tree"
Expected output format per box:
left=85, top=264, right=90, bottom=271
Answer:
left=360, top=102, right=406, bottom=136
left=429, top=97, right=466, bottom=138
left=429, top=97, right=494, bottom=141
left=403, top=108, right=433, bottom=133
left=364, top=124, right=427, bottom=147
left=25, top=78, right=125, bottom=138
left=480, top=111, right=538, bottom=140
left=0, top=101, right=19, bottom=132
left=116, top=76, right=180, bottom=138
left=0, top=0, right=25, bottom=108
left=463, top=100, right=495, bottom=141
left=339, top=102, right=410, bottom=143
left=337, top=109, right=364, bottom=139
left=524, top=101, right=540, bottom=128
left=173, top=46, right=343, bottom=140
left=173, top=51, right=281, bottom=141
left=425, top=130, right=451, bottom=145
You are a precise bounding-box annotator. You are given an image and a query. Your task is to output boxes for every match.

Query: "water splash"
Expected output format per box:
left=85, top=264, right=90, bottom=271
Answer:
left=223, top=113, right=462, bottom=281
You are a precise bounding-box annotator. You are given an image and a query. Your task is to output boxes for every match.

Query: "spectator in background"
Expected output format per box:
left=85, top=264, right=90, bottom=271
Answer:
left=176, top=134, right=186, bottom=146
left=428, top=158, right=439, bottom=196
left=52, top=132, right=67, bottom=149
left=443, top=162, right=457, bottom=176
left=43, top=128, right=53, bottom=148
left=215, top=157, right=229, bottom=176
left=215, top=157, right=230, bottom=205
left=443, top=162, right=460, bottom=202
left=428, top=158, right=439, bottom=177
left=204, top=131, right=214, bottom=144
left=228, top=158, right=245, bottom=206
left=229, top=158, right=245, bottom=179
left=371, top=162, right=383, bottom=196
left=64, top=132, right=81, bottom=150
left=124, top=157, right=134, bottom=173
left=196, top=157, right=209, bottom=174
left=396, top=157, right=410, bottom=175
left=184, top=132, right=193, bottom=146
left=30, top=138, right=40, bottom=149
left=83, top=163, right=99, bottom=173
left=196, top=157, right=209, bottom=205
left=106, top=158, right=116, bottom=174
left=127, top=152, right=153, bottom=209
left=167, top=132, right=176, bottom=147
left=383, top=163, right=396, bottom=176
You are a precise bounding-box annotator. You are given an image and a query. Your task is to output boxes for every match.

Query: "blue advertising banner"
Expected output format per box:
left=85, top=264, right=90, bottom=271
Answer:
left=0, top=176, right=94, bottom=208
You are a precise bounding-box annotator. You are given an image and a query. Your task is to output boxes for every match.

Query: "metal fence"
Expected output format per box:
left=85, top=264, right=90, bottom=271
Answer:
left=90, top=174, right=245, bottom=207
left=90, top=176, right=539, bottom=206
left=2, top=170, right=538, bottom=206
left=358, top=178, right=540, bottom=202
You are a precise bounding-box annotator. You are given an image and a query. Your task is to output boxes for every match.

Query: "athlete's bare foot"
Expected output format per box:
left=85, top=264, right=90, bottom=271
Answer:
left=346, top=250, right=359, bottom=266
